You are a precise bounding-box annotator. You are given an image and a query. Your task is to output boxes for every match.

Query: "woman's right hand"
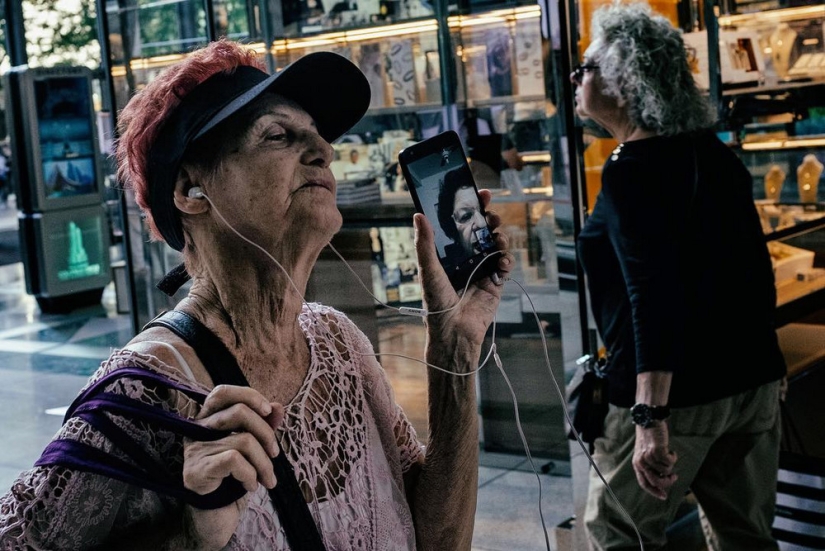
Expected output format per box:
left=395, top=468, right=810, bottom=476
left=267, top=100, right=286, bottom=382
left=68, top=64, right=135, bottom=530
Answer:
left=182, top=385, right=284, bottom=549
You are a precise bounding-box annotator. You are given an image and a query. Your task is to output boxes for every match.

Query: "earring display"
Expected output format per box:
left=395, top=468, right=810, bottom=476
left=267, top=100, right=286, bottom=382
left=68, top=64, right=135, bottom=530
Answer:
left=797, top=154, right=824, bottom=203
left=768, top=23, right=798, bottom=79
left=386, top=39, right=417, bottom=107
left=514, top=20, right=544, bottom=97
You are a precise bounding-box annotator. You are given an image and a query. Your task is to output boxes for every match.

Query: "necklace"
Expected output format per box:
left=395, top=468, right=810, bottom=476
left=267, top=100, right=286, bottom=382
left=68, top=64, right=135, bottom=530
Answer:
left=611, top=143, right=625, bottom=161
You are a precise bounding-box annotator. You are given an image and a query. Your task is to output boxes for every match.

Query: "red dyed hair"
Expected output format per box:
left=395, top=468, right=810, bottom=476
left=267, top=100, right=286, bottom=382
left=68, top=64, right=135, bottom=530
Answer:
left=115, top=39, right=265, bottom=242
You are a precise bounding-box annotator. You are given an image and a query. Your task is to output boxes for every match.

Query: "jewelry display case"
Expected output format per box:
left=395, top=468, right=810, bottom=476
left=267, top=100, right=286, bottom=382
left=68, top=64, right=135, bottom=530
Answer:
left=716, top=5, right=825, bottom=88
left=571, top=1, right=825, bottom=329
left=707, top=4, right=825, bottom=328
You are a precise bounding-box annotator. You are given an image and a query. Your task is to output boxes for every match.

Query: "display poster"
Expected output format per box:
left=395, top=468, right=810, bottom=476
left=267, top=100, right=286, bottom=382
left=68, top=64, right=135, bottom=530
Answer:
left=34, top=76, right=99, bottom=200
left=370, top=226, right=421, bottom=305
left=683, top=31, right=710, bottom=90
left=387, top=39, right=417, bottom=107
left=24, top=206, right=112, bottom=298
left=719, top=30, right=763, bottom=84
left=514, top=20, right=545, bottom=96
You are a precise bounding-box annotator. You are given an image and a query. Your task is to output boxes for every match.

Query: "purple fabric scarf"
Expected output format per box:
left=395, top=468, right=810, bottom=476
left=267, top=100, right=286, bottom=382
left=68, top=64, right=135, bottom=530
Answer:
left=35, top=366, right=247, bottom=510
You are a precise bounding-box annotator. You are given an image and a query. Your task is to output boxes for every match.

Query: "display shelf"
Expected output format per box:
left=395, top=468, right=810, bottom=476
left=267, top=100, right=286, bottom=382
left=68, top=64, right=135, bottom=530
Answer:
left=761, top=204, right=825, bottom=239
left=711, top=4, right=825, bottom=100
left=777, top=277, right=825, bottom=308
left=339, top=202, right=415, bottom=228
left=759, top=201, right=825, bottom=326
left=776, top=322, right=825, bottom=378
left=464, top=94, right=546, bottom=108
left=776, top=286, right=825, bottom=327
left=705, top=0, right=825, bottom=327
left=489, top=188, right=553, bottom=202
left=366, top=103, right=443, bottom=116
left=718, top=5, right=825, bottom=26
left=722, top=80, right=825, bottom=97
left=739, top=135, right=825, bottom=152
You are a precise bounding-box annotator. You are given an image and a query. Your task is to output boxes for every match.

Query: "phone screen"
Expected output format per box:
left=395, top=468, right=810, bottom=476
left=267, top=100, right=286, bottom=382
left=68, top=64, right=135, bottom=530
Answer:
left=399, top=131, right=499, bottom=289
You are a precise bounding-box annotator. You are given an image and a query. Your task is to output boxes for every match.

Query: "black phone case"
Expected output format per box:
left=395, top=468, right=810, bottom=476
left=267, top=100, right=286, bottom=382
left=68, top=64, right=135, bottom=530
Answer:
left=398, top=130, right=499, bottom=290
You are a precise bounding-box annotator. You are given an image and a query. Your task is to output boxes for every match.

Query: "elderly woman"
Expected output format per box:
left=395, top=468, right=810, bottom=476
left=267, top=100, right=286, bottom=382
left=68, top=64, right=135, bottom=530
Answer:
left=0, top=39, right=512, bottom=550
left=573, top=4, right=786, bottom=550
left=437, top=164, right=495, bottom=263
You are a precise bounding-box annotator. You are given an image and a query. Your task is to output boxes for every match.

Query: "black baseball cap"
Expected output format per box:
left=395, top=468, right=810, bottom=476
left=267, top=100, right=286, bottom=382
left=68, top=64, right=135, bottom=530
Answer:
left=146, top=51, right=371, bottom=253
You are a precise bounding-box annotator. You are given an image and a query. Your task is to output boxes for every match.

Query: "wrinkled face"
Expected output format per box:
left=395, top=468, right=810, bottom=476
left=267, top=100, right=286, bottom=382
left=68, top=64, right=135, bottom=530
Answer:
left=570, top=40, right=619, bottom=126
left=205, top=92, right=340, bottom=251
left=452, top=186, right=486, bottom=256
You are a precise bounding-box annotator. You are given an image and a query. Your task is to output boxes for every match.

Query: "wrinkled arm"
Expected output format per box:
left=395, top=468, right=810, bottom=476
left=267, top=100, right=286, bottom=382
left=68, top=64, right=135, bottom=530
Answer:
left=407, top=332, right=480, bottom=550
left=632, top=371, right=678, bottom=500
left=407, top=192, right=512, bottom=550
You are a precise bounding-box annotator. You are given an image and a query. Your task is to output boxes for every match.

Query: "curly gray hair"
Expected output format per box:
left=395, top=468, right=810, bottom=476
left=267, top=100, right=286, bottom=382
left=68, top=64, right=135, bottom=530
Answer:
left=587, top=2, right=716, bottom=135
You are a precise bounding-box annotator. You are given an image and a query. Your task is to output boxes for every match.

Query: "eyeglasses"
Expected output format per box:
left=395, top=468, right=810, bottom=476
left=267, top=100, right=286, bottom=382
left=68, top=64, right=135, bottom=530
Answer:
left=572, top=64, right=599, bottom=83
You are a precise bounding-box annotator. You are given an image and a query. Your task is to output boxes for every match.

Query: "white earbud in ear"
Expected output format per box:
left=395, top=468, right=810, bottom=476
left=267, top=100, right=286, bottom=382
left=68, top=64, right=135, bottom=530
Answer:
left=188, top=187, right=205, bottom=199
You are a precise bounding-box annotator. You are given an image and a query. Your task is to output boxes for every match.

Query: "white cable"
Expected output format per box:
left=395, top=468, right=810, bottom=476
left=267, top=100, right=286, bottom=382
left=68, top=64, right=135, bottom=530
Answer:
left=324, top=239, right=504, bottom=317
left=509, top=277, right=645, bottom=551
left=201, top=194, right=325, bottom=325
left=492, top=343, right=551, bottom=551
left=329, top=234, right=555, bottom=550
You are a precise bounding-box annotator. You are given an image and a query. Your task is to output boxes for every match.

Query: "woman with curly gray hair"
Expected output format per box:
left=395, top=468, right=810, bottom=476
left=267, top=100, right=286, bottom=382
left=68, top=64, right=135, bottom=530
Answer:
left=574, top=3, right=786, bottom=550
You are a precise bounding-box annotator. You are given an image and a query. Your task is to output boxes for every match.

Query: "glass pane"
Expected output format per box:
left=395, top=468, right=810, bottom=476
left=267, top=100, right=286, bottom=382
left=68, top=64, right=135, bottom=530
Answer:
left=136, top=0, right=209, bottom=57
left=281, top=0, right=436, bottom=37
left=214, top=0, right=253, bottom=41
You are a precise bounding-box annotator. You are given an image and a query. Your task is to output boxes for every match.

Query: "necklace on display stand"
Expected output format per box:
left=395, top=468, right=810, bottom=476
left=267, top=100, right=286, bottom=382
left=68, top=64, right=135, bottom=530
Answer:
left=769, top=23, right=797, bottom=79
left=797, top=154, right=824, bottom=204
left=765, top=164, right=786, bottom=202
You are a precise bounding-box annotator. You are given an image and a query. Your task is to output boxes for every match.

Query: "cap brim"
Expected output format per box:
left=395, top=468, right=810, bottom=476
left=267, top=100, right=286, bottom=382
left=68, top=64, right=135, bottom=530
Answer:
left=195, top=52, right=371, bottom=143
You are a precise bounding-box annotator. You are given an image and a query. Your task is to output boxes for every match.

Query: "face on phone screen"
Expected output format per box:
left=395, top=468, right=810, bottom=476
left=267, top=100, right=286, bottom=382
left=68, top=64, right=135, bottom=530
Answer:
left=402, top=137, right=497, bottom=287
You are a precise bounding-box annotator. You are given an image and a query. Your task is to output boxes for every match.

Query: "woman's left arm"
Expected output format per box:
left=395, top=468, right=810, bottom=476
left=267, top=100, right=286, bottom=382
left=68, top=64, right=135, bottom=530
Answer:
left=407, top=190, right=512, bottom=550
left=632, top=371, right=678, bottom=500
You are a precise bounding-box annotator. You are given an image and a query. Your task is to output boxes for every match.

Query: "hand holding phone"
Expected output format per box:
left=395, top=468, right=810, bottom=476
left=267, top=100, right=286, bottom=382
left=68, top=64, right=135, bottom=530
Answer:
left=399, top=131, right=501, bottom=290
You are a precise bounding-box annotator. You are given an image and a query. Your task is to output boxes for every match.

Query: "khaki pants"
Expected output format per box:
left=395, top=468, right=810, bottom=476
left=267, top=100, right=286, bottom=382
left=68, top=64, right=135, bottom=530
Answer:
left=585, top=380, right=781, bottom=551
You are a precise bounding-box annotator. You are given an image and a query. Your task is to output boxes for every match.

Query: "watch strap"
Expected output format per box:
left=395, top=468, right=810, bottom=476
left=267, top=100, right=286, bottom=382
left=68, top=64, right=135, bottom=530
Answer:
left=630, top=403, right=671, bottom=428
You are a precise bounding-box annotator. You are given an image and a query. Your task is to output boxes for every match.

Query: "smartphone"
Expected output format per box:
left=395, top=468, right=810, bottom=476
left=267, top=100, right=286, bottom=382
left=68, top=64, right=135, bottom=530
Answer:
left=398, top=130, right=500, bottom=290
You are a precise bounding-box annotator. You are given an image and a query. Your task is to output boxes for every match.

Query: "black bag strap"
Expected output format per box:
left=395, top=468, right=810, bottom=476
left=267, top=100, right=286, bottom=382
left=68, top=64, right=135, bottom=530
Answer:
left=144, top=309, right=327, bottom=551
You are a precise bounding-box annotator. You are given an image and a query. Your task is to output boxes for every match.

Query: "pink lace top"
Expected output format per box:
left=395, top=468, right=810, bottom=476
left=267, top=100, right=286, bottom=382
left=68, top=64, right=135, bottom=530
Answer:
left=0, top=304, right=424, bottom=550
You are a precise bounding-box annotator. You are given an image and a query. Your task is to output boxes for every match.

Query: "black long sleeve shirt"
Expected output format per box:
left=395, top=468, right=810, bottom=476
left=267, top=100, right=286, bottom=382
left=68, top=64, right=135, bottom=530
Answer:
left=577, top=130, right=786, bottom=408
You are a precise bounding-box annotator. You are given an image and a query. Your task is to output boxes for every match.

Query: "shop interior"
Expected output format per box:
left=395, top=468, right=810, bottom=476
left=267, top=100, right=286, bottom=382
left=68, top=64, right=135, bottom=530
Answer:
left=1, top=0, right=824, bottom=547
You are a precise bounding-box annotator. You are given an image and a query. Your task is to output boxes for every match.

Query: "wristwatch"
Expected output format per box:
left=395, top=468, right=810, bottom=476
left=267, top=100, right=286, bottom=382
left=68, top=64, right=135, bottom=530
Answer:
left=630, top=403, right=670, bottom=428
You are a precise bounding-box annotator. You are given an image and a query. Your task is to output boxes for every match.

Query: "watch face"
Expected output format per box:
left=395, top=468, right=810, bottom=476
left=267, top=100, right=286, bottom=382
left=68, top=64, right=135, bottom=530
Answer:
left=631, top=404, right=652, bottom=427
left=631, top=404, right=669, bottom=427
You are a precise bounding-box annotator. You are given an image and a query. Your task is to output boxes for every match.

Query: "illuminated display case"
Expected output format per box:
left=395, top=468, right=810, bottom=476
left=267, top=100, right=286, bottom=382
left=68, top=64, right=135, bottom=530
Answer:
left=5, top=65, right=113, bottom=313
left=18, top=205, right=112, bottom=300
left=708, top=5, right=825, bottom=327
left=5, top=66, right=105, bottom=213
left=569, top=0, right=825, bottom=324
